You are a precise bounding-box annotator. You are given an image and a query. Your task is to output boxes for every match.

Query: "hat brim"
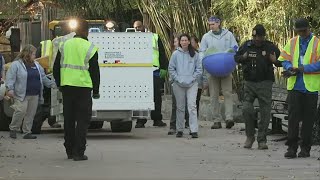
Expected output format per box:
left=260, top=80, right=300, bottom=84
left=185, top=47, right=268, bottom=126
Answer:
left=294, top=27, right=308, bottom=31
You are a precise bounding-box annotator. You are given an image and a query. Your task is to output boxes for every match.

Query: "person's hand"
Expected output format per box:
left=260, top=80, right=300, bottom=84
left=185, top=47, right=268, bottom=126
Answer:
left=292, top=66, right=304, bottom=73
left=160, top=69, right=167, bottom=79
left=6, top=90, right=14, bottom=98
left=51, top=83, right=57, bottom=89
left=92, top=93, right=100, bottom=99
left=282, top=69, right=297, bottom=78
left=202, top=83, right=209, bottom=91
left=270, top=52, right=277, bottom=63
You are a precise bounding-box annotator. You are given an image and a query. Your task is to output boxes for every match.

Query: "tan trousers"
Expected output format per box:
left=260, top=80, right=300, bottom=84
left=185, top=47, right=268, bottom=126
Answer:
left=9, top=96, right=39, bottom=134
left=208, top=74, right=233, bottom=122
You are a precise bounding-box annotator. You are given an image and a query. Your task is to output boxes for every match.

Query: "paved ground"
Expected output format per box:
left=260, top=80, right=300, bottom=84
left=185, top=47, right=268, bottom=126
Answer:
left=0, top=120, right=319, bottom=180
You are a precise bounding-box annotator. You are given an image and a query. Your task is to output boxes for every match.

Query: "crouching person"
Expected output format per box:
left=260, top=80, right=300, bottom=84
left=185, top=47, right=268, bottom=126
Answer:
left=168, top=33, right=202, bottom=138
left=5, top=44, right=56, bottom=139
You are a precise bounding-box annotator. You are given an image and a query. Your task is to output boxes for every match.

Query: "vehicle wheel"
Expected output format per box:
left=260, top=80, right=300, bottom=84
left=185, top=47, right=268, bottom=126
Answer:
left=110, top=121, right=132, bottom=132
left=0, top=100, right=11, bottom=131
left=88, top=121, right=104, bottom=129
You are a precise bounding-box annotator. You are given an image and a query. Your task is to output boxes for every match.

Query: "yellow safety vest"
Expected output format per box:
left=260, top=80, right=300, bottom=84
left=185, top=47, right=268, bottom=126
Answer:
left=40, top=40, right=53, bottom=72
left=152, top=34, right=160, bottom=68
left=60, top=38, right=98, bottom=88
left=279, top=36, right=320, bottom=91
left=52, top=32, right=76, bottom=65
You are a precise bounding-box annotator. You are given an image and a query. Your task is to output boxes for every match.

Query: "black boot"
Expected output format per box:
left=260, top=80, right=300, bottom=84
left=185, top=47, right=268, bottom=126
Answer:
left=298, top=147, right=311, bottom=158
left=135, top=122, right=145, bottom=128
left=73, top=155, right=88, bottom=161
left=284, top=146, right=297, bottom=159
left=153, top=120, right=167, bottom=127
left=176, top=131, right=183, bottom=138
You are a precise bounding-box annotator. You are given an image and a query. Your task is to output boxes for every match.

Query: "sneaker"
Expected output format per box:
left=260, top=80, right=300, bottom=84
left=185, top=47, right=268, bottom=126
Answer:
left=298, top=148, right=310, bottom=158
left=176, top=131, right=183, bottom=138
left=167, top=129, right=176, bottom=135
left=225, top=120, right=235, bottom=129
left=9, top=130, right=17, bottom=139
left=211, top=122, right=222, bottom=129
left=153, top=120, right=167, bottom=127
left=23, top=133, right=37, bottom=139
left=73, top=155, right=88, bottom=161
left=50, top=123, right=62, bottom=128
left=243, top=136, right=255, bottom=149
left=191, top=132, right=198, bottom=138
left=284, top=149, right=297, bottom=159
left=135, top=122, right=145, bottom=128
left=258, top=142, right=268, bottom=150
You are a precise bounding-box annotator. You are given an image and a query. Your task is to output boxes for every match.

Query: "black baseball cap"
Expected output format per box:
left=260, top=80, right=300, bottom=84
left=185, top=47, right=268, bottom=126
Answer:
left=252, top=24, right=266, bottom=36
left=294, top=18, right=309, bottom=31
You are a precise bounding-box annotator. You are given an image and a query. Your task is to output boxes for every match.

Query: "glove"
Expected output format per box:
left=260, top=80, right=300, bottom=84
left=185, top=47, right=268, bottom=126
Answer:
left=160, top=69, right=167, bottom=79
left=293, top=66, right=304, bottom=73
left=282, top=70, right=297, bottom=78
left=92, top=93, right=100, bottom=99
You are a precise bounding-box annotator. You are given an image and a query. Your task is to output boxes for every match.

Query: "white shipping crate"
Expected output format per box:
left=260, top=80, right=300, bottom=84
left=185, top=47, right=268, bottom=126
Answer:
left=88, top=32, right=155, bottom=112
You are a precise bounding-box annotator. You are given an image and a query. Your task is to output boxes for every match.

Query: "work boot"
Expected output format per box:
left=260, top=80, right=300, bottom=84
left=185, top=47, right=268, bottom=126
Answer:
left=258, top=142, right=268, bottom=150
left=211, top=122, right=222, bottom=129
left=298, top=147, right=310, bottom=158
left=50, top=123, right=62, bottom=128
left=9, top=130, right=17, bottom=139
left=167, top=129, right=176, bottom=135
left=176, top=131, right=183, bottom=138
left=191, top=132, right=198, bottom=138
left=135, top=122, right=145, bottom=128
left=284, top=147, right=297, bottom=159
left=243, top=136, right=255, bottom=149
left=23, top=133, right=37, bottom=139
left=73, top=155, right=88, bottom=161
left=153, top=120, right=167, bottom=127
left=225, top=120, right=235, bottom=129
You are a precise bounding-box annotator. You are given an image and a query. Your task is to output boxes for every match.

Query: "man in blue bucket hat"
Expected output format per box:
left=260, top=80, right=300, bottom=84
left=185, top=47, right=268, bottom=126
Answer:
left=234, top=24, right=281, bottom=150
left=199, top=15, right=238, bottom=130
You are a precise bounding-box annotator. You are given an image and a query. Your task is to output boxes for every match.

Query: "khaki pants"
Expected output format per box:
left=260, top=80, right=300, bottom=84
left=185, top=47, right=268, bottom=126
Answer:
left=208, top=74, right=233, bottom=122
left=9, top=96, right=39, bottom=134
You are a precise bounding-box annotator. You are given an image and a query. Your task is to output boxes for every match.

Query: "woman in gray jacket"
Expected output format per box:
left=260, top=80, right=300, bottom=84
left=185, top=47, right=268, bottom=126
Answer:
left=169, top=34, right=202, bottom=138
left=6, top=44, right=56, bottom=139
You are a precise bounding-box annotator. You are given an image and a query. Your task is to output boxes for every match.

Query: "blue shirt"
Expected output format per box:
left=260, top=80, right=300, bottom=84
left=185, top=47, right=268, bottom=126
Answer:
left=282, top=33, right=319, bottom=94
left=26, top=64, right=41, bottom=96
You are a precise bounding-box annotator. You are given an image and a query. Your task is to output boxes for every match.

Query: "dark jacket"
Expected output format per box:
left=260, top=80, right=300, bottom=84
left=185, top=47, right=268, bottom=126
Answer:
left=53, top=35, right=100, bottom=94
left=234, top=40, right=281, bottom=82
left=158, top=38, right=168, bottom=70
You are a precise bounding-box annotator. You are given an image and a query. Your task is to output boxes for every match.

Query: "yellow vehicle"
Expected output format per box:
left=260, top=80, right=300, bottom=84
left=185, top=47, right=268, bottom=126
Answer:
left=49, top=19, right=106, bottom=38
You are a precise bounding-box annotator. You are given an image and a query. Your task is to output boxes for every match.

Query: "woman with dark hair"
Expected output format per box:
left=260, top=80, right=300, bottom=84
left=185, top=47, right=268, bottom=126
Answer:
left=168, top=33, right=202, bottom=138
left=6, top=44, right=56, bottom=139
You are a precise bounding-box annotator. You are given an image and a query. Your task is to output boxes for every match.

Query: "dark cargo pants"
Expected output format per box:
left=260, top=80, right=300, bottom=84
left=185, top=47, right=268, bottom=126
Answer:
left=243, top=80, right=273, bottom=143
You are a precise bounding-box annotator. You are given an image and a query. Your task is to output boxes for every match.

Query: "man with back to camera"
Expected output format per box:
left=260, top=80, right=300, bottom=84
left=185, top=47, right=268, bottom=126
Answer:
left=53, top=18, right=100, bottom=161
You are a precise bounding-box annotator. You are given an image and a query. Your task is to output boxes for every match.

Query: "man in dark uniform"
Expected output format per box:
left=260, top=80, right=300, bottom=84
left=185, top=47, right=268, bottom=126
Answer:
left=235, top=24, right=281, bottom=150
left=133, top=21, right=168, bottom=128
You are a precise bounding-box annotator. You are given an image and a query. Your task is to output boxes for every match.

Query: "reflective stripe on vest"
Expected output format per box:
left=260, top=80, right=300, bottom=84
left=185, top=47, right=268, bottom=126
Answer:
left=60, top=38, right=97, bottom=88
left=285, top=36, right=320, bottom=91
left=152, top=34, right=160, bottom=68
